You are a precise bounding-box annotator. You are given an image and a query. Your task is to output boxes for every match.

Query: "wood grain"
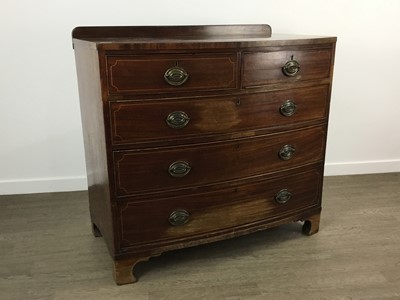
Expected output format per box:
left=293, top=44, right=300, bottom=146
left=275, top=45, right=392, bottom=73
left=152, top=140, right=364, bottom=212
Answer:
left=110, top=85, right=330, bottom=147
left=242, top=48, right=333, bottom=87
left=113, top=125, right=326, bottom=196
left=118, top=168, right=322, bottom=249
left=106, top=53, right=239, bottom=94
left=72, top=24, right=272, bottom=40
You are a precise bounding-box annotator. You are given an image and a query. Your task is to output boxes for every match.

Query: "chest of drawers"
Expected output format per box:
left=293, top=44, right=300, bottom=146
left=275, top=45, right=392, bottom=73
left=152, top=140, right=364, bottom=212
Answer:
left=72, top=25, right=336, bottom=285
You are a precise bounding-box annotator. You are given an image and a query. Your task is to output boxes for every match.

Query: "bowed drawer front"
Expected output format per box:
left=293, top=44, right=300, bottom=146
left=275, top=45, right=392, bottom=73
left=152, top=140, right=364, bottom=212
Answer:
left=114, top=125, right=326, bottom=196
left=72, top=25, right=336, bottom=285
left=118, top=168, right=322, bottom=249
left=110, top=85, right=330, bottom=146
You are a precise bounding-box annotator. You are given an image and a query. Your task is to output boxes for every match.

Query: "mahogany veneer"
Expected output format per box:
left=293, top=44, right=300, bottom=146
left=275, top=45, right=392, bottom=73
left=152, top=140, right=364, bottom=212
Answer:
left=72, top=24, right=336, bottom=284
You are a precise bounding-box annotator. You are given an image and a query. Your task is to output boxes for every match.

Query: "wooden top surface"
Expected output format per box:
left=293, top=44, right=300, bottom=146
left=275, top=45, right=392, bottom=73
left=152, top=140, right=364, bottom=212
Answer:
left=72, top=25, right=336, bottom=50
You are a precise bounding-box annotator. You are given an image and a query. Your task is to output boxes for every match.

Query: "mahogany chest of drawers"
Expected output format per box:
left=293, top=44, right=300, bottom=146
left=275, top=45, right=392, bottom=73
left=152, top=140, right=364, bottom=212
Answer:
left=72, top=25, right=336, bottom=284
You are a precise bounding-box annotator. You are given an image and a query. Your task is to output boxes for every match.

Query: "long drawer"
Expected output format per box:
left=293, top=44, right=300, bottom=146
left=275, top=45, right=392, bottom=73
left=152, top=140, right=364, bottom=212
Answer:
left=106, top=53, right=238, bottom=94
left=113, top=125, right=326, bottom=196
left=110, top=85, right=329, bottom=146
left=118, top=167, right=322, bottom=248
left=242, top=47, right=333, bottom=87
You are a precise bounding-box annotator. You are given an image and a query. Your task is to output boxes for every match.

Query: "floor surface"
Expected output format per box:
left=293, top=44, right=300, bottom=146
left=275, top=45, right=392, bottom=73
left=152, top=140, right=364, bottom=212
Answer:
left=0, top=173, right=399, bottom=300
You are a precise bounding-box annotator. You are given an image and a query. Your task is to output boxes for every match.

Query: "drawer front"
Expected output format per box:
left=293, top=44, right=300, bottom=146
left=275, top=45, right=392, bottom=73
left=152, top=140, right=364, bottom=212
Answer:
left=110, top=85, right=329, bottom=145
left=106, top=53, right=238, bottom=94
left=242, top=48, right=333, bottom=88
left=118, top=168, right=322, bottom=248
left=114, top=125, right=326, bottom=196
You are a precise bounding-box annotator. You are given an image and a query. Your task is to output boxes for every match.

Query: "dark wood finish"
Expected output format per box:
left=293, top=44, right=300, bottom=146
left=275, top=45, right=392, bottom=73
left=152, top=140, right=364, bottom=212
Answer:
left=106, top=53, right=238, bottom=94
left=113, top=255, right=163, bottom=285
left=72, top=24, right=272, bottom=40
left=114, top=125, right=326, bottom=196
left=302, top=212, right=321, bottom=235
left=242, top=48, right=333, bottom=87
left=118, top=168, right=321, bottom=249
left=110, top=85, right=330, bottom=146
left=73, top=38, right=116, bottom=256
left=72, top=25, right=336, bottom=285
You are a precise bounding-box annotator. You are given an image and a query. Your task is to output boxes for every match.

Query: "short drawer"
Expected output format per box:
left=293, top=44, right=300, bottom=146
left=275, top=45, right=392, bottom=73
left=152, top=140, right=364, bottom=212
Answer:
left=106, top=53, right=238, bottom=94
left=110, top=85, right=329, bottom=146
left=118, top=168, right=322, bottom=248
left=242, top=47, right=333, bottom=88
left=113, top=125, right=326, bottom=196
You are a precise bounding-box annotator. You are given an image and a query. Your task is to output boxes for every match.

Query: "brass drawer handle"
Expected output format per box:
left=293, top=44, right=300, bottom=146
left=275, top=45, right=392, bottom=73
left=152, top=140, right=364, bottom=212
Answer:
left=168, top=161, right=191, bottom=177
left=275, top=189, right=292, bottom=204
left=280, top=100, right=297, bottom=117
left=279, top=144, right=296, bottom=160
left=164, top=66, right=189, bottom=86
left=166, top=111, right=190, bottom=129
left=282, top=57, right=300, bottom=77
left=169, top=209, right=190, bottom=226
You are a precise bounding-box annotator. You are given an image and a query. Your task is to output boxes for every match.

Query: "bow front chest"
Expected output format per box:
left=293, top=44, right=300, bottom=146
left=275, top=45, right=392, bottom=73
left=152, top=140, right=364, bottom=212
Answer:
left=72, top=25, right=336, bottom=284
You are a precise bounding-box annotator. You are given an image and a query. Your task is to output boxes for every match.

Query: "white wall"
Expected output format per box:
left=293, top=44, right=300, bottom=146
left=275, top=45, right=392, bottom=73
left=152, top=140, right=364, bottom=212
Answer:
left=1, top=0, right=399, bottom=195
